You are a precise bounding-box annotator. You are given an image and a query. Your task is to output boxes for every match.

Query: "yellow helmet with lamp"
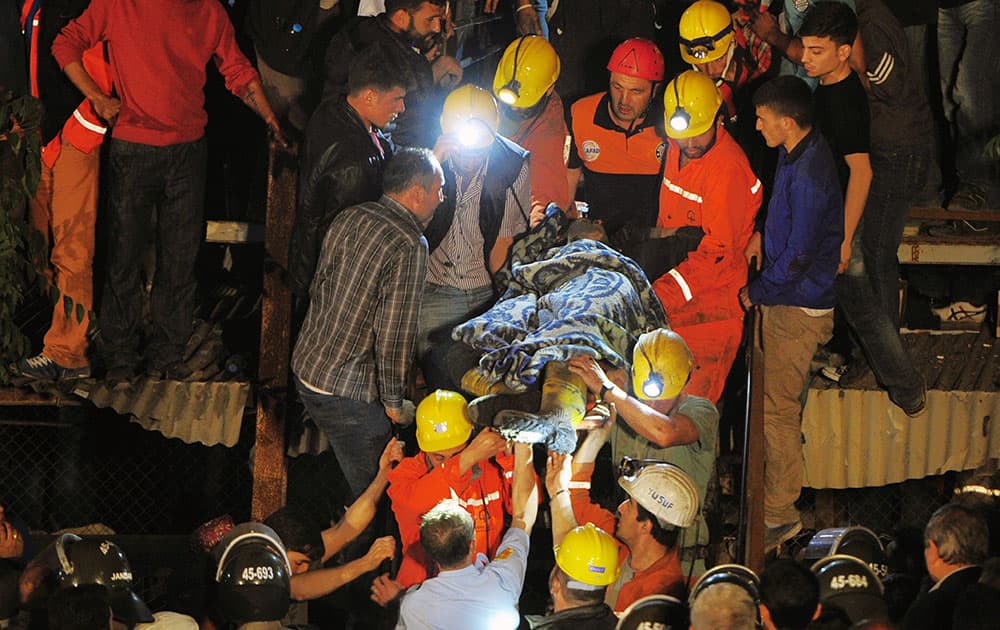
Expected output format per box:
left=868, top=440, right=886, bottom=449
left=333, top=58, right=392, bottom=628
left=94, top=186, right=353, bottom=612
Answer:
left=493, top=35, right=560, bottom=110
left=415, top=389, right=473, bottom=453
left=631, top=329, right=694, bottom=400
left=679, top=0, right=736, bottom=65
left=440, top=84, right=500, bottom=150
left=554, top=523, right=620, bottom=587
left=663, top=70, right=723, bottom=139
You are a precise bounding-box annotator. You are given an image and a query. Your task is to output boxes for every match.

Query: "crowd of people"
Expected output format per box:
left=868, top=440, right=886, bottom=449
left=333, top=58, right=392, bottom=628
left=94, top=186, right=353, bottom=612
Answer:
left=3, top=0, right=999, bottom=628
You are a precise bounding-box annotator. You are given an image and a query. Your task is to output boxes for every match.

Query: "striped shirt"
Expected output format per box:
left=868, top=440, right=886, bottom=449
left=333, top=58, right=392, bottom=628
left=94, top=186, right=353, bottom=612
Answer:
left=292, top=195, right=428, bottom=408
left=426, top=158, right=530, bottom=290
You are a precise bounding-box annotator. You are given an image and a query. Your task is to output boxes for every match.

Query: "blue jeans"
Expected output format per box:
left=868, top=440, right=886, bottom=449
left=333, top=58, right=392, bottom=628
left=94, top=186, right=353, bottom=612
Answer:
left=904, top=24, right=943, bottom=203
left=295, top=378, right=392, bottom=503
left=418, top=283, right=494, bottom=391
left=938, top=0, right=1000, bottom=204
left=862, top=147, right=929, bottom=327
left=532, top=0, right=549, bottom=39
left=835, top=234, right=925, bottom=411
left=101, top=138, right=207, bottom=370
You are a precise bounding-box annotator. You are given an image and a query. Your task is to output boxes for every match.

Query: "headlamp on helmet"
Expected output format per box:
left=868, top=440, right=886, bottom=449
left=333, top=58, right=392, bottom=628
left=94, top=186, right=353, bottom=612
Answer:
left=678, top=1, right=737, bottom=65
left=668, top=79, right=691, bottom=134
left=494, top=36, right=560, bottom=110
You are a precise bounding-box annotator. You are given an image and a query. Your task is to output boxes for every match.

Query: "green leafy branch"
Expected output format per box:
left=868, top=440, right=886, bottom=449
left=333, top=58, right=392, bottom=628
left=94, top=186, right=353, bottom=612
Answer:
left=0, top=90, right=44, bottom=384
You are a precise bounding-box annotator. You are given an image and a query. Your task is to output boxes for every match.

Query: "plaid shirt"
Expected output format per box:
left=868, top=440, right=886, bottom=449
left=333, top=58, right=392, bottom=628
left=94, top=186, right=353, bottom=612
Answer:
left=292, top=195, right=428, bottom=408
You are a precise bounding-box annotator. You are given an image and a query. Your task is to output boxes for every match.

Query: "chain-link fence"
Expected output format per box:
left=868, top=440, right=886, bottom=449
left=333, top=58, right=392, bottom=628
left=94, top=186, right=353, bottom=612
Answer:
left=0, top=405, right=254, bottom=535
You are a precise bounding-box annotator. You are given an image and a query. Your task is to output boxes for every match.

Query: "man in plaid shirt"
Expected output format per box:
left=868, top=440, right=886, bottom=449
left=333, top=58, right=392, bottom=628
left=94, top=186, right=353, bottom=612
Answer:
left=292, top=148, right=444, bottom=504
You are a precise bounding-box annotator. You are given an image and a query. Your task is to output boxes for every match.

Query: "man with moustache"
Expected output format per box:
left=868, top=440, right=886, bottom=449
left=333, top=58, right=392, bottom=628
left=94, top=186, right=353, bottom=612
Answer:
left=566, top=38, right=666, bottom=247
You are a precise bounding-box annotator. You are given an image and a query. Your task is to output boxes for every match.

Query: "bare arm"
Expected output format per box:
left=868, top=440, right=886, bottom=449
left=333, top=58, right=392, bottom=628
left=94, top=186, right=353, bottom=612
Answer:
left=748, top=11, right=802, bottom=64
left=457, top=429, right=508, bottom=476
left=567, top=355, right=700, bottom=448
left=290, top=537, right=395, bottom=601
left=545, top=451, right=578, bottom=547
left=62, top=60, right=119, bottom=123
left=240, top=78, right=288, bottom=147
left=510, top=442, right=538, bottom=534
left=321, top=439, right=403, bottom=561
left=839, top=152, right=872, bottom=273
left=489, top=236, right=515, bottom=276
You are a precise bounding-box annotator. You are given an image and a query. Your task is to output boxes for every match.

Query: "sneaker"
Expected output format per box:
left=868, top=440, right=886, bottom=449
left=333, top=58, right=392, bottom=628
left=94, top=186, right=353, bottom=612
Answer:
left=897, top=390, right=927, bottom=418
left=933, top=301, right=986, bottom=324
left=17, top=354, right=91, bottom=381
left=947, top=188, right=988, bottom=213
left=764, top=520, right=803, bottom=554
left=820, top=361, right=867, bottom=387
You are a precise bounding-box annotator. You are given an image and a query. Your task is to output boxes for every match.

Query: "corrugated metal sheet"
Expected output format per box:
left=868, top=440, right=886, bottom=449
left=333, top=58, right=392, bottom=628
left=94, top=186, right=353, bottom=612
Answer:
left=802, top=388, right=1000, bottom=489
left=72, top=378, right=251, bottom=447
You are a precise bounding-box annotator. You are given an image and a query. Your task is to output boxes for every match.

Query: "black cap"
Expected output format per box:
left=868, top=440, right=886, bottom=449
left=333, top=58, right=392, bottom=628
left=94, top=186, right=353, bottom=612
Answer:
left=616, top=595, right=688, bottom=630
left=811, top=554, right=888, bottom=624
left=55, top=534, right=154, bottom=624
left=214, top=523, right=291, bottom=623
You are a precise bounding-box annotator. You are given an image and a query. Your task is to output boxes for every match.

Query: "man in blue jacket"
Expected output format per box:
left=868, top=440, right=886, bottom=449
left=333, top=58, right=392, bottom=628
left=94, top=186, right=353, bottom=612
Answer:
left=739, top=75, right=843, bottom=554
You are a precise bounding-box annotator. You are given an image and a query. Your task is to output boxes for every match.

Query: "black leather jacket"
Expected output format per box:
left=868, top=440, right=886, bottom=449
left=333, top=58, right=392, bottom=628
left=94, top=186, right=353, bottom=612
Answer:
left=289, top=97, right=391, bottom=296
left=322, top=15, right=440, bottom=148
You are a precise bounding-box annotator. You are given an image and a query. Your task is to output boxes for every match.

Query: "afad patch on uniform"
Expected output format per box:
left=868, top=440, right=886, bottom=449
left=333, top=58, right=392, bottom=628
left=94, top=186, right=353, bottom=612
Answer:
left=581, top=140, right=601, bottom=162
left=655, top=142, right=666, bottom=161
left=496, top=547, right=514, bottom=561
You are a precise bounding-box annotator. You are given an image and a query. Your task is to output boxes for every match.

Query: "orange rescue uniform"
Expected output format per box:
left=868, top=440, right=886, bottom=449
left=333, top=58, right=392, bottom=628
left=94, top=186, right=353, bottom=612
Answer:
left=388, top=451, right=513, bottom=588
left=568, top=463, right=686, bottom=611
left=507, top=91, right=572, bottom=214
left=654, top=127, right=761, bottom=401
left=569, top=92, right=665, bottom=236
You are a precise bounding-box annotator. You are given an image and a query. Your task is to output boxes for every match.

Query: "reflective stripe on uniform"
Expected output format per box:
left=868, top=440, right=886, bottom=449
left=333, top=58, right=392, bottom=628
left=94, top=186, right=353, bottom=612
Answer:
left=668, top=268, right=694, bottom=302
left=662, top=177, right=704, bottom=204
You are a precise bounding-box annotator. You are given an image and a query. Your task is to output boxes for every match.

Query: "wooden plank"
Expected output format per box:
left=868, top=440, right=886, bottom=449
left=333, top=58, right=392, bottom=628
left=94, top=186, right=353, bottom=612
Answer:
left=975, top=334, right=999, bottom=391
left=898, top=239, right=1000, bottom=265
left=908, top=207, right=1000, bottom=222
left=205, top=220, right=265, bottom=244
left=251, top=139, right=294, bottom=521
left=0, top=386, right=83, bottom=406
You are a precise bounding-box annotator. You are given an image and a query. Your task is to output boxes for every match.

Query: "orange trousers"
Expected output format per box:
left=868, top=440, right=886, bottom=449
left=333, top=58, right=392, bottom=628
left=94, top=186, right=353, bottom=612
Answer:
left=28, top=142, right=98, bottom=368
left=672, top=317, right=744, bottom=403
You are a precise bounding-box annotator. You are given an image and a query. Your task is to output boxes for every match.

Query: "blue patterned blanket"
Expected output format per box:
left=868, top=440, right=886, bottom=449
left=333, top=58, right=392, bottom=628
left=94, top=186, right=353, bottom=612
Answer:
left=452, top=227, right=668, bottom=391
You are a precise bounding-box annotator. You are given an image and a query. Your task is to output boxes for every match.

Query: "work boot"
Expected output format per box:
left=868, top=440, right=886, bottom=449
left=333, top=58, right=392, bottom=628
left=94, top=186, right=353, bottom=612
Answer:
left=467, top=390, right=542, bottom=427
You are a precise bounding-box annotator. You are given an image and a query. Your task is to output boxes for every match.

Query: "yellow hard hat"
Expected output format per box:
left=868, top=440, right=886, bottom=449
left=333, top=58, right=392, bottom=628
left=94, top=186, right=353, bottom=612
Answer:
left=415, top=390, right=473, bottom=453
left=679, top=0, right=735, bottom=65
left=493, top=35, right=560, bottom=109
left=554, top=523, right=620, bottom=587
left=440, top=84, right=499, bottom=150
left=631, top=329, right=694, bottom=400
left=663, top=70, right=723, bottom=139
left=618, top=462, right=700, bottom=529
